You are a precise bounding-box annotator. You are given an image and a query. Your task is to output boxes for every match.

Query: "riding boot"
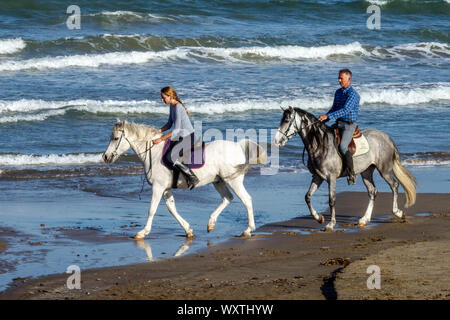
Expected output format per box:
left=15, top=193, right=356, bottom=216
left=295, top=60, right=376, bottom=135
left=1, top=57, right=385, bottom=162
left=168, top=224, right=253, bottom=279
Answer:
left=344, top=152, right=357, bottom=185
left=173, top=159, right=199, bottom=190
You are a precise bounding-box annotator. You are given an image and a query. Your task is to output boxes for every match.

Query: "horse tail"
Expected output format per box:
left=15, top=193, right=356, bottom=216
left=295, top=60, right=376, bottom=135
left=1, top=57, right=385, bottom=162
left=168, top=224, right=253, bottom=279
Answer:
left=393, top=149, right=417, bottom=208
left=238, top=139, right=268, bottom=165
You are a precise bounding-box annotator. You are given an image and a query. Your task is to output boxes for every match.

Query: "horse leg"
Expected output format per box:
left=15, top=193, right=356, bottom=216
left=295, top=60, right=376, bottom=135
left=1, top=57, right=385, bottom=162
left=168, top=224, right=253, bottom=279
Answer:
left=358, top=166, right=377, bottom=227
left=305, top=174, right=325, bottom=224
left=207, top=181, right=234, bottom=233
left=135, top=185, right=164, bottom=239
left=379, top=169, right=404, bottom=219
left=226, top=176, right=255, bottom=237
left=325, top=177, right=337, bottom=231
left=163, top=190, right=194, bottom=238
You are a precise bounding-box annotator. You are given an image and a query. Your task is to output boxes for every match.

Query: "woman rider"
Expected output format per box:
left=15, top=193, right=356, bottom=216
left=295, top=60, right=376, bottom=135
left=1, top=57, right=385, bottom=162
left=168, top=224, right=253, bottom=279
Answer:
left=152, top=86, right=199, bottom=189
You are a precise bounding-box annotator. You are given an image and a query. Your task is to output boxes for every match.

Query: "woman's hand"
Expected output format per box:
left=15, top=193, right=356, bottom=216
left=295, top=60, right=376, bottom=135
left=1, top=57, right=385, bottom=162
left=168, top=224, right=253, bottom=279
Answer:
left=153, top=138, right=162, bottom=144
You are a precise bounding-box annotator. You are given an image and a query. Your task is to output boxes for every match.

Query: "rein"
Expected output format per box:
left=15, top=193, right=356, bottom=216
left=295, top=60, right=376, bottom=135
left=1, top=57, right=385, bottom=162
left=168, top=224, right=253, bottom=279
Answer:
left=279, top=111, right=322, bottom=139
left=113, top=129, right=155, bottom=200
left=139, top=140, right=153, bottom=200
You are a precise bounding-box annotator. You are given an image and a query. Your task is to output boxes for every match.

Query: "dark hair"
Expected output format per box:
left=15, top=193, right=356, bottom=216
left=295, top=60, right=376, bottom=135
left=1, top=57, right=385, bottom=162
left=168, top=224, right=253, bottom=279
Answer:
left=339, top=68, right=352, bottom=78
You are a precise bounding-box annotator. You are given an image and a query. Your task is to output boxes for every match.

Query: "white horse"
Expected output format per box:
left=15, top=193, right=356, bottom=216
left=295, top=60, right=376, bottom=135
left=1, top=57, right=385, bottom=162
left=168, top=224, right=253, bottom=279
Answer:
left=103, top=120, right=267, bottom=239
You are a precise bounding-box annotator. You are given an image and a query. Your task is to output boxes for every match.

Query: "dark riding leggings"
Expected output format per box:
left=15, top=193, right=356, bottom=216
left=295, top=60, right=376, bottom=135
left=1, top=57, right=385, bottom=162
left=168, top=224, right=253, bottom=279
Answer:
left=164, top=132, right=196, bottom=167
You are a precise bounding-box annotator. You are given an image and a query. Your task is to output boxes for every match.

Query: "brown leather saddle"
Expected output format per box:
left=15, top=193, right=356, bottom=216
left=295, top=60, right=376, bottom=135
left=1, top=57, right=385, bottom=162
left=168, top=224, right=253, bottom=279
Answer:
left=335, top=125, right=361, bottom=155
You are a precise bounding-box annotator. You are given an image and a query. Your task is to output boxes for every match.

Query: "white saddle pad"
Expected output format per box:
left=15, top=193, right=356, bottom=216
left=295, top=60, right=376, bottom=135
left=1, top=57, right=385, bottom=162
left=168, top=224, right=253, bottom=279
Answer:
left=353, top=134, right=370, bottom=157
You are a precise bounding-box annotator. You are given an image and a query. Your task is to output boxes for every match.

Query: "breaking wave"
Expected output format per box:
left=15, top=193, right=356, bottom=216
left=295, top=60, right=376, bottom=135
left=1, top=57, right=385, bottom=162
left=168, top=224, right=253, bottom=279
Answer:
left=0, top=83, right=448, bottom=123
left=0, top=38, right=26, bottom=55
left=0, top=41, right=448, bottom=71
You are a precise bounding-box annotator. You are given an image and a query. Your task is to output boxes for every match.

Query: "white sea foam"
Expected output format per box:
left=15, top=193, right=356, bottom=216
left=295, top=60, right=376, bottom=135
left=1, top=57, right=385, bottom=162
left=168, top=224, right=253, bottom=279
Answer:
left=0, top=38, right=26, bottom=55
left=1, top=41, right=447, bottom=72
left=360, top=84, right=450, bottom=105
left=88, top=11, right=177, bottom=22
left=370, top=42, right=450, bottom=60
left=366, top=0, right=389, bottom=5
left=0, top=110, right=67, bottom=123
left=199, top=42, right=366, bottom=60
left=0, top=99, right=162, bottom=123
left=402, top=159, right=450, bottom=167
left=0, top=49, right=189, bottom=72
left=0, top=98, right=159, bottom=113
left=91, top=11, right=143, bottom=18
left=0, top=153, right=103, bottom=167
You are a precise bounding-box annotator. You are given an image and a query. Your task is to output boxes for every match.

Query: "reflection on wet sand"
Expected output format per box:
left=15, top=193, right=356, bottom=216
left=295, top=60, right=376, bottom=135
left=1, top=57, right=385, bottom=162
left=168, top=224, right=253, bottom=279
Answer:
left=134, top=238, right=193, bottom=261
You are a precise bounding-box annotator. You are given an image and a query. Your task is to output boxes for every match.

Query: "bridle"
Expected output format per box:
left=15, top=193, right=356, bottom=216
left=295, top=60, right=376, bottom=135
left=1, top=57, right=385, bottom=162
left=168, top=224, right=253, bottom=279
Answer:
left=278, top=110, right=300, bottom=139
left=111, top=128, right=155, bottom=197
left=110, top=129, right=126, bottom=159
left=278, top=109, right=324, bottom=141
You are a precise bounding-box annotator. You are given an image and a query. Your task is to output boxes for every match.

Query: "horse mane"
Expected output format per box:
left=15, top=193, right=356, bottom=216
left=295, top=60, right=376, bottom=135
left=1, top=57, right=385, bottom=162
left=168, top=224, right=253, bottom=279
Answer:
left=115, top=121, right=160, bottom=141
left=293, top=108, right=332, bottom=165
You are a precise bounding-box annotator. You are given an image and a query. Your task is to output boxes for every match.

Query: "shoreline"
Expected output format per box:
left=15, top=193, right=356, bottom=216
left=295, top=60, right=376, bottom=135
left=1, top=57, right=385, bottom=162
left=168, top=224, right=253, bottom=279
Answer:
left=1, top=192, right=449, bottom=300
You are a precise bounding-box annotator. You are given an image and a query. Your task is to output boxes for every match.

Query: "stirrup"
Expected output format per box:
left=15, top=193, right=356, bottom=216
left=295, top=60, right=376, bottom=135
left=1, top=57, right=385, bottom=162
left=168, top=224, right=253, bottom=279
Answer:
left=174, top=160, right=199, bottom=190
left=347, top=173, right=357, bottom=185
left=186, top=175, right=199, bottom=190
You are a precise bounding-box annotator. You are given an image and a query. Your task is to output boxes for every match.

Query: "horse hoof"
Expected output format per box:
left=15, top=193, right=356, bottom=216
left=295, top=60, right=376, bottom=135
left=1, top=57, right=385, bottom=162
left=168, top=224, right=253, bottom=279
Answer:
left=186, top=229, right=194, bottom=238
left=394, top=210, right=404, bottom=219
left=134, top=233, right=145, bottom=240
left=240, top=231, right=251, bottom=238
left=357, top=221, right=366, bottom=228
left=324, top=226, right=333, bottom=232
left=318, top=215, right=325, bottom=224
left=207, top=224, right=215, bottom=233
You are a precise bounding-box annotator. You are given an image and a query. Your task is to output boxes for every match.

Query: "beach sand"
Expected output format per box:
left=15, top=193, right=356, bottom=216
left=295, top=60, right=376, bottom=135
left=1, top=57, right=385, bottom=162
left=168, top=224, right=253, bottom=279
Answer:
left=1, top=192, right=449, bottom=300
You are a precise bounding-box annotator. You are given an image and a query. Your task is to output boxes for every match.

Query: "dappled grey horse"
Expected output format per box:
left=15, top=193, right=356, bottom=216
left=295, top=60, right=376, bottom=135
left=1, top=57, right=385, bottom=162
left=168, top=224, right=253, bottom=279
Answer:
left=274, top=107, right=417, bottom=231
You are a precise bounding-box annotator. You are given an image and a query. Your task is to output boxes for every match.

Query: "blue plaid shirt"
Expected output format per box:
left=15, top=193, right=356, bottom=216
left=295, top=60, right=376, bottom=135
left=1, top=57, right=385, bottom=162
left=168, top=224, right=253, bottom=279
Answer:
left=326, top=85, right=360, bottom=122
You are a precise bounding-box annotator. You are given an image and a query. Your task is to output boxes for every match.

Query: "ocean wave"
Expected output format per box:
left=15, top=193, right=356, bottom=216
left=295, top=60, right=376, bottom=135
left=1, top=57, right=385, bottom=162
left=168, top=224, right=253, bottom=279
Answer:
left=0, top=38, right=26, bottom=55
left=1, top=41, right=448, bottom=72
left=0, top=153, right=104, bottom=167
left=25, top=34, right=250, bottom=55
left=402, top=152, right=450, bottom=167
left=0, top=83, right=448, bottom=122
left=0, top=49, right=190, bottom=72
left=87, top=10, right=179, bottom=24
left=360, top=84, right=450, bottom=105
left=367, top=42, right=450, bottom=60
left=0, top=99, right=161, bottom=123
left=363, top=0, right=450, bottom=14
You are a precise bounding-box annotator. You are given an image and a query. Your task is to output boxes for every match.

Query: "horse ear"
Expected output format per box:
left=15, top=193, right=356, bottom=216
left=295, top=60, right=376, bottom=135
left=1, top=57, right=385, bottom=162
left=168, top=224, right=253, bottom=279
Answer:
left=280, top=106, right=286, bottom=111
left=121, top=120, right=125, bottom=128
left=116, top=118, right=121, bottom=123
left=288, top=106, right=293, bottom=112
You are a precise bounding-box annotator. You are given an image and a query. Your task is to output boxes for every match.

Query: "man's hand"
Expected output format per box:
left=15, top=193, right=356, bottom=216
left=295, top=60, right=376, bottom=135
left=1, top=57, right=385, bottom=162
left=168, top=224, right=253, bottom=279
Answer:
left=152, top=138, right=162, bottom=144
left=318, top=114, right=328, bottom=122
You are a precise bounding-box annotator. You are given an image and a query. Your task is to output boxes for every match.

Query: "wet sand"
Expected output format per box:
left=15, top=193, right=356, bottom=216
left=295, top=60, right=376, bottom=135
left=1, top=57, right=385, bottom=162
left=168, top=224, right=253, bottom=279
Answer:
left=0, top=228, right=14, bottom=277
left=1, top=192, right=449, bottom=300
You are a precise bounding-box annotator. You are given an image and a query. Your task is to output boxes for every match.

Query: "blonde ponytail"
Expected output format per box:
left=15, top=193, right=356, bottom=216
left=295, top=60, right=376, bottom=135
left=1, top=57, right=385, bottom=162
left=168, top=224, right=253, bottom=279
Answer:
left=177, top=98, right=190, bottom=116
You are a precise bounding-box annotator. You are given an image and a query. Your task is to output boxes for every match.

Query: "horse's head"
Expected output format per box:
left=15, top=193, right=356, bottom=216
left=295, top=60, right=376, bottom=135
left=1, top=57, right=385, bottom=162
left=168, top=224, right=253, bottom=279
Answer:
left=273, top=106, right=299, bottom=147
left=103, top=119, right=131, bottom=164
